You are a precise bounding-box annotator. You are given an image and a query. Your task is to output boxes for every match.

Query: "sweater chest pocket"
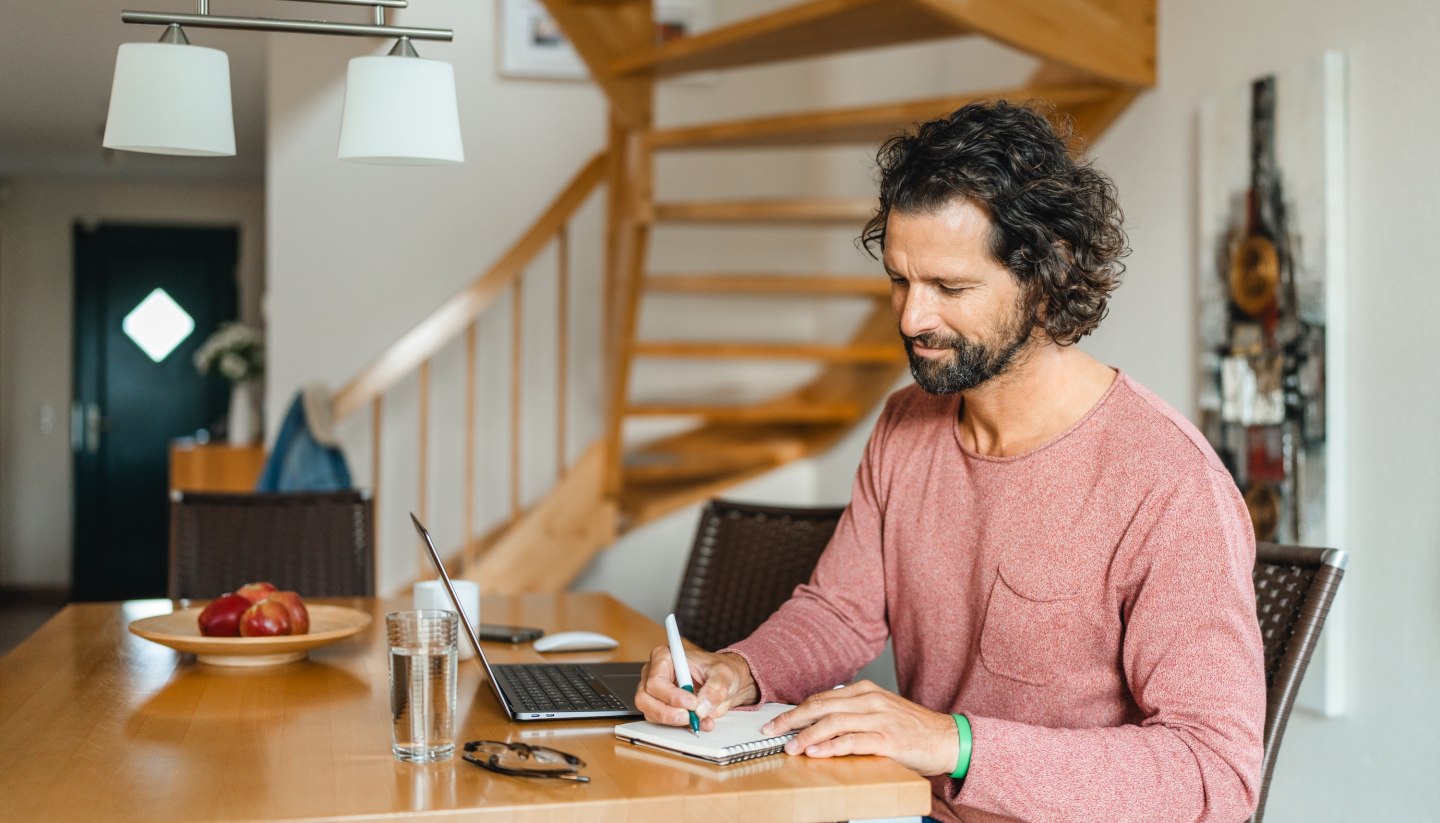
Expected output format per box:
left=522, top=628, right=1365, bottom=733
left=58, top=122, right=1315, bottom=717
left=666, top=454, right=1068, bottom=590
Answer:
left=979, top=564, right=1085, bottom=687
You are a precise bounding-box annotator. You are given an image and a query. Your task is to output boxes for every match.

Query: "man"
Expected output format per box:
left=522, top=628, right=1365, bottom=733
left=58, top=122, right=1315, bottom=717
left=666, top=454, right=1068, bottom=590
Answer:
left=636, top=101, right=1266, bottom=823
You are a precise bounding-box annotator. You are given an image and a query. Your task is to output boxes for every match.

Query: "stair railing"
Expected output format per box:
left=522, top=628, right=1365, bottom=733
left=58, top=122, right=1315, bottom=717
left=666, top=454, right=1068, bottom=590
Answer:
left=330, top=150, right=609, bottom=583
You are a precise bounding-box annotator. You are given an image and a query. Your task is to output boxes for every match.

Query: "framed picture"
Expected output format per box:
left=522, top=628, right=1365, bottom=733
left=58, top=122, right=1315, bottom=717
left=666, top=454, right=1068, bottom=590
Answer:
left=1197, top=51, right=1347, bottom=717
left=500, top=0, right=713, bottom=81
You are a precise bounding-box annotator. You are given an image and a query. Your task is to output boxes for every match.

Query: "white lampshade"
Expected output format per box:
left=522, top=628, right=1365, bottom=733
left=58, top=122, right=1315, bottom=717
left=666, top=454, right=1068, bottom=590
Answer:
left=103, top=42, right=235, bottom=157
left=338, top=54, right=463, bottom=165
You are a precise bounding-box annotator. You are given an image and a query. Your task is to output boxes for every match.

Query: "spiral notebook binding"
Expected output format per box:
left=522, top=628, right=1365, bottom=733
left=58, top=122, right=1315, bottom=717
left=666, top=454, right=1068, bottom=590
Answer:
left=727, top=733, right=796, bottom=756
left=712, top=731, right=797, bottom=764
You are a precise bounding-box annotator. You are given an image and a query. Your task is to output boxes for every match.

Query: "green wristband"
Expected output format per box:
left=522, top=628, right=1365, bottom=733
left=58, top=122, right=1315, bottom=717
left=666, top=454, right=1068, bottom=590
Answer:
left=951, top=713, right=972, bottom=780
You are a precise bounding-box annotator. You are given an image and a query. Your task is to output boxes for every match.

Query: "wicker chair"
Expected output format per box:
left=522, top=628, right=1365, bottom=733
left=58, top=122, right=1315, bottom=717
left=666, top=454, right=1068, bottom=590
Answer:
left=1250, top=541, right=1347, bottom=823
left=673, top=499, right=845, bottom=652
left=168, top=490, right=375, bottom=600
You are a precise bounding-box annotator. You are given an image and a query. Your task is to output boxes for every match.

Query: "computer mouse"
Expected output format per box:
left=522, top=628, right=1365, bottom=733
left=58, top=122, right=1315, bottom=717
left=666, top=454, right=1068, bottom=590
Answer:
left=532, top=631, right=620, bottom=653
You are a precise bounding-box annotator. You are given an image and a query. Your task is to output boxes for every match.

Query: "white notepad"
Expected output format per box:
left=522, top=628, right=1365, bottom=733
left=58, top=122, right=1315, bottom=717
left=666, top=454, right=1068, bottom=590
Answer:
left=613, top=703, right=798, bottom=765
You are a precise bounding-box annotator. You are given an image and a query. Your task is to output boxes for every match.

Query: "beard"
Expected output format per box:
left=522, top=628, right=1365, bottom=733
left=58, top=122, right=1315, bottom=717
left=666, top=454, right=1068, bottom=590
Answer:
left=902, top=298, right=1035, bottom=395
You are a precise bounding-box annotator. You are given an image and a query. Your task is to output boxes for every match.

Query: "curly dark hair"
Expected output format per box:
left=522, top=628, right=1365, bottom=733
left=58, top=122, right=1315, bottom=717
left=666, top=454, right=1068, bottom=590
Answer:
left=860, top=101, right=1129, bottom=346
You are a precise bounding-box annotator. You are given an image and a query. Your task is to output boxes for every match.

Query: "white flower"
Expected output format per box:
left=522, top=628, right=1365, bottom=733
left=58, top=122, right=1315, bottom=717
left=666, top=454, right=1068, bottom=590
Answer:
left=194, top=322, right=264, bottom=383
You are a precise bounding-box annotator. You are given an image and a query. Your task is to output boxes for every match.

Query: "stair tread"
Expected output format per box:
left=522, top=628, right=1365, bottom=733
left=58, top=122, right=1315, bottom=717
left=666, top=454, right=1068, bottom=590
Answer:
left=627, top=399, right=861, bottom=423
left=631, top=340, right=903, bottom=362
left=652, top=198, right=875, bottom=224
left=619, top=420, right=855, bottom=519
left=649, top=85, right=1116, bottom=150
left=646, top=273, right=888, bottom=297
left=613, top=0, right=964, bottom=79
left=611, top=0, right=1154, bottom=88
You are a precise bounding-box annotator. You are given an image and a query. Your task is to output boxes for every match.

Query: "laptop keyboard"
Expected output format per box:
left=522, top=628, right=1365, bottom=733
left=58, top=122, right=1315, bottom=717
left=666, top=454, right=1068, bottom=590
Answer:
left=500, top=664, right=628, bottom=712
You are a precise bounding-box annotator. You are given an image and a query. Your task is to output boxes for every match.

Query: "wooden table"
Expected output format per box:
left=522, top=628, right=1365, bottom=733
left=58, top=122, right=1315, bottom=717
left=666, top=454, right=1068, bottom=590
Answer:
left=0, top=593, right=930, bottom=822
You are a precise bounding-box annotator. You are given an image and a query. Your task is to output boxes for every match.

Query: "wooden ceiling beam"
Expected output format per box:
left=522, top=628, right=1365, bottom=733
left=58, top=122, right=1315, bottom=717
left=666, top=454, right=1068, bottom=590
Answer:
left=914, top=0, right=1156, bottom=88
left=540, top=0, right=655, bottom=128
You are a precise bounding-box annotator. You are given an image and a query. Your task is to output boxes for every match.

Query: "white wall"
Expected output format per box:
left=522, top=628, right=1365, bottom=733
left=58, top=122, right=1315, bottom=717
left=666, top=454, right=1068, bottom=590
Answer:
left=0, top=179, right=264, bottom=587
left=1081, top=1, right=1440, bottom=819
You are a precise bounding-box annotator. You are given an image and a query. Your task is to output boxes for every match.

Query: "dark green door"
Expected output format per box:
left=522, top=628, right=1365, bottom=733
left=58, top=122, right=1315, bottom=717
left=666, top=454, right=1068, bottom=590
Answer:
left=72, top=224, right=240, bottom=601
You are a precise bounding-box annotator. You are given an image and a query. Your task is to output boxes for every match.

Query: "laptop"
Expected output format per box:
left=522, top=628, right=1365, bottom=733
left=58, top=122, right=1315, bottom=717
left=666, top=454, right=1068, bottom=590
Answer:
left=410, top=513, right=644, bottom=721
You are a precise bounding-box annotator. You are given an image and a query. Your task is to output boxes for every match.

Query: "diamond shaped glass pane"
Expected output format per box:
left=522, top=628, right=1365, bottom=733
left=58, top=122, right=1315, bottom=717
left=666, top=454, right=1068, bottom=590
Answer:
left=122, top=288, right=195, bottom=363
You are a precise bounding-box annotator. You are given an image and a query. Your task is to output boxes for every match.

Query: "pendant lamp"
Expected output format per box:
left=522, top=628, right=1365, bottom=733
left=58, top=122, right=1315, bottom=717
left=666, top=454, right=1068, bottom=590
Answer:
left=103, top=25, right=235, bottom=157
left=339, top=38, right=464, bottom=165
left=103, top=2, right=460, bottom=165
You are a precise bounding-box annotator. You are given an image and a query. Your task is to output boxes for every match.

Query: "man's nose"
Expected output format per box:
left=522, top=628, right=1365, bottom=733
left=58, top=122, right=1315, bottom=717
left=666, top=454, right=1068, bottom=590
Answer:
left=897, top=288, right=938, bottom=339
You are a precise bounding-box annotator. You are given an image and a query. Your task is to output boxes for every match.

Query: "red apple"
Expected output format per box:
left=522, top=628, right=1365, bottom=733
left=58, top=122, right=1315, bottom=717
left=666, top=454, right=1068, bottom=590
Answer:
left=266, top=591, right=310, bottom=635
left=198, top=593, right=253, bottom=637
left=238, top=599, right=293, bottom=637
left=234, top=581, right=278, bottom=604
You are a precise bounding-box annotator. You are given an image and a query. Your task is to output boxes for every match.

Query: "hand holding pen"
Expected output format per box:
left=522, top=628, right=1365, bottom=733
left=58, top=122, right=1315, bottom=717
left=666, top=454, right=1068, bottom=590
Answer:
left=634, top=618, right=760, bottom=731
left=664, top=614, right=701, bottom=736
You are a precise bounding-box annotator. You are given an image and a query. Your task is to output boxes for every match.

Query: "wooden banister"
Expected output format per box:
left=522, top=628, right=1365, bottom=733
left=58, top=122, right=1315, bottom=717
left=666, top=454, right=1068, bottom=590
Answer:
left=332, top=151, right=609, bottom=421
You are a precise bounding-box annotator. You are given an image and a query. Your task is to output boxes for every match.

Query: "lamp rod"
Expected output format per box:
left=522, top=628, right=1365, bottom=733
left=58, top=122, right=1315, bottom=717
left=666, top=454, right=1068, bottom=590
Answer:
left=120, top=10, right=452, bottom=41
left=271, top=0, right=409, bottom=7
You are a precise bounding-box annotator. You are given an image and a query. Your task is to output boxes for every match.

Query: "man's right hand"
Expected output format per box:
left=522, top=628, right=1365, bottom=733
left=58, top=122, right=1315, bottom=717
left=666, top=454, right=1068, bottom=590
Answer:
left=636, top=644, right=759, bottom=730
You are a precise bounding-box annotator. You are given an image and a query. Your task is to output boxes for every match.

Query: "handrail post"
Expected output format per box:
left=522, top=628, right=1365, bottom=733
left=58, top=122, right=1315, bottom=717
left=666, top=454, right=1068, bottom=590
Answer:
left=418, top=358, right=430, bottom=582
left=510, top=279, right=523, bottom=520
left=556, top=224, right=570, bottom=477
left=371, top=395, right=382, bottom=580
left=603, top=124, right=653, bottom=500
left=464, top=321, right=477, bottom=570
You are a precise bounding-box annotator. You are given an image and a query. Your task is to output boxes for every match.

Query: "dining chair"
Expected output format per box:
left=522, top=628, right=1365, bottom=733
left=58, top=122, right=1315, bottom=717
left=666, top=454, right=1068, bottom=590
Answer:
left=168, top=490, right=376, bottom=600
left=673, top=499, right=846, bottom=652
left=1249, top=541, right=1347, bottom=823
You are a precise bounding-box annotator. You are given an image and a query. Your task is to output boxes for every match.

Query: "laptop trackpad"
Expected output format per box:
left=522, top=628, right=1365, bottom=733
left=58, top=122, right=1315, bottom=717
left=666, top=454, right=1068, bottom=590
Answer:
left=591, top=663, right=644, bottom=713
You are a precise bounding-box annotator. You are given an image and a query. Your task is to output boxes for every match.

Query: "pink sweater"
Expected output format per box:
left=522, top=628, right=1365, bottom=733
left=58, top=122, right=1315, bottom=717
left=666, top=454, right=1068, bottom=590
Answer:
left=727, top=373, right=1266, bottom=823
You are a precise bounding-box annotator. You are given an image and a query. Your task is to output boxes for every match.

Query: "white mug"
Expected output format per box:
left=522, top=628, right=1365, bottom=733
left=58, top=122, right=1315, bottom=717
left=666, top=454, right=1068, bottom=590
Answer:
left=413, top=578, right=480, bottom=660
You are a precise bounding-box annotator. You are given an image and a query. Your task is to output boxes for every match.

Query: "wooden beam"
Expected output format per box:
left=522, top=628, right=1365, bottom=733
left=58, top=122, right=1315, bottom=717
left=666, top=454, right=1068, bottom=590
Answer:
left=604, top=127, right=653, bottom=497
left=417, top=358, right=430, bottom=582
left=625, top=400, right=860, bottom=424
left=612, top=0, right=962, bottom=79
left=510, top=279, right=523, bottom=521
left=913, top=0, right=1155, bottom=88
left=631, top=340, right=904, bottom=363
left=463, top=321, right=477, bottom=571
left=556, top=225, right=570, bottom=477
left=540, top=0, right=654, bottom=129
left=646, top=273, right=888, bottom=297
left=648, top=85, right=1114, bottom=150
left=652, top=198, right=875, bottom=224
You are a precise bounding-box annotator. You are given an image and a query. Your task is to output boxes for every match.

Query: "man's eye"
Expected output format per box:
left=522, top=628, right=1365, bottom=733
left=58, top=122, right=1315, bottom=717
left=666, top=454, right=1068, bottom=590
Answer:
left=888, top=277, right=908, bottom=288
left=938, top=284, right=968, bottom=296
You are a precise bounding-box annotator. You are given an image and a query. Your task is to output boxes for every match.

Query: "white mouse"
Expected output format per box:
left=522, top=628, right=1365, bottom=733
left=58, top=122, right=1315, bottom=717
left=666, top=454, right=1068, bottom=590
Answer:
left=532, top=631, right=620, bottom=653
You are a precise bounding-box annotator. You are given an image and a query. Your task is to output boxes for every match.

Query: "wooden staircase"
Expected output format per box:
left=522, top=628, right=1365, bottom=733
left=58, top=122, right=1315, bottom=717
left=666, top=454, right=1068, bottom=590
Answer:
left=546, top=0, right=1155, bottom=528
left=331, top=0, right=1154, bottom=593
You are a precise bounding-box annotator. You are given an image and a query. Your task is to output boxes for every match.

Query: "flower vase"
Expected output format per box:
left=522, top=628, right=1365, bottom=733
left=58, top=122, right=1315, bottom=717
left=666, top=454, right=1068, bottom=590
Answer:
left=228, top=381, right=260, bottom=446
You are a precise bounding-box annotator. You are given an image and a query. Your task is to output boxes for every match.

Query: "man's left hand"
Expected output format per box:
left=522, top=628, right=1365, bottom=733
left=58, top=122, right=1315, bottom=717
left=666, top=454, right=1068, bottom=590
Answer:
left=760, top=680, right=960, bottom=776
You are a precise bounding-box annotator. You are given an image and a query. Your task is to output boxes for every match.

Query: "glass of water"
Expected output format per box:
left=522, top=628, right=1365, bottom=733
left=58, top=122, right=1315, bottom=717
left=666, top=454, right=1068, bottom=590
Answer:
left=387, top=610, right=458, bottom=763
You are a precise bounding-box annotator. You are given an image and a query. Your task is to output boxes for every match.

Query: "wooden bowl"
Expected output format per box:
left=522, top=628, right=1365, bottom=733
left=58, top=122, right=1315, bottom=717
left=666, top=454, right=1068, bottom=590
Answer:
left=129, top=605, right=372, bottom=667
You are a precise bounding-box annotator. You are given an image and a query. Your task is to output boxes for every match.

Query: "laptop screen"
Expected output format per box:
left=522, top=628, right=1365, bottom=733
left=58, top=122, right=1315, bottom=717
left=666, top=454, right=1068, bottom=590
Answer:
left=409, top=513, right=514, bottom=719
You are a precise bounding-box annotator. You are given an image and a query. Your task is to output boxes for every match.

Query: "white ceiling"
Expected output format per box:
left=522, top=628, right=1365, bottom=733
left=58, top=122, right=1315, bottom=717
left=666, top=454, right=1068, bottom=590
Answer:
left=0, top=0, right=278, bottom=181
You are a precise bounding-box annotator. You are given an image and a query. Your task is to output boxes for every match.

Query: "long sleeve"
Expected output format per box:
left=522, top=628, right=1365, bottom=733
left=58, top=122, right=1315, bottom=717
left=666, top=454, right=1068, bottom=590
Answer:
left=948, top=465, right=1266, bottom=823
left=726, top=375, right=1266, bottom=823
left=722, top=393, right=903, bottom=704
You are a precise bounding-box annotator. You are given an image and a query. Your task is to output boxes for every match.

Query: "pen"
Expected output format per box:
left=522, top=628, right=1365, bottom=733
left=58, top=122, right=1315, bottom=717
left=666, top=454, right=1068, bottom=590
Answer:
left=664, top=613, right=701, bottom=737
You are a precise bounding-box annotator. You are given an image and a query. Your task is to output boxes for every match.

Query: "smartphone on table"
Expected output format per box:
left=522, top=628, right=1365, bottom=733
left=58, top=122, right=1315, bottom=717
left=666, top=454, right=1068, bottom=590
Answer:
left=477, top=623, right=544, bottom=643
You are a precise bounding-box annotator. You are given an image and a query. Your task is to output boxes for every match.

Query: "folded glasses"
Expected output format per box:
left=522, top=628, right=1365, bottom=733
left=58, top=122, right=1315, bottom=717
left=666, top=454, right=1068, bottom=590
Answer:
left=462, top=740, right=590, bottom=783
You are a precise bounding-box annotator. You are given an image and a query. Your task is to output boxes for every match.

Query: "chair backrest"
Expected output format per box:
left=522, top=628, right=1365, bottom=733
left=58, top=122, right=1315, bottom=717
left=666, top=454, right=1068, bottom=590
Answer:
left=1249, top=541, right=1347, bottom=823
left=168, top=490, right=375, bottom=600
left=673, top=499, right=845, bottom=652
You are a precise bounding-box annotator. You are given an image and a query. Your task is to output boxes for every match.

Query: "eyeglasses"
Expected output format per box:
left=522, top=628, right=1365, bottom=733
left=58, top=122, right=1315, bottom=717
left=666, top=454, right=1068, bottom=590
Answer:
left=462, top=740, right=590, bottom=783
